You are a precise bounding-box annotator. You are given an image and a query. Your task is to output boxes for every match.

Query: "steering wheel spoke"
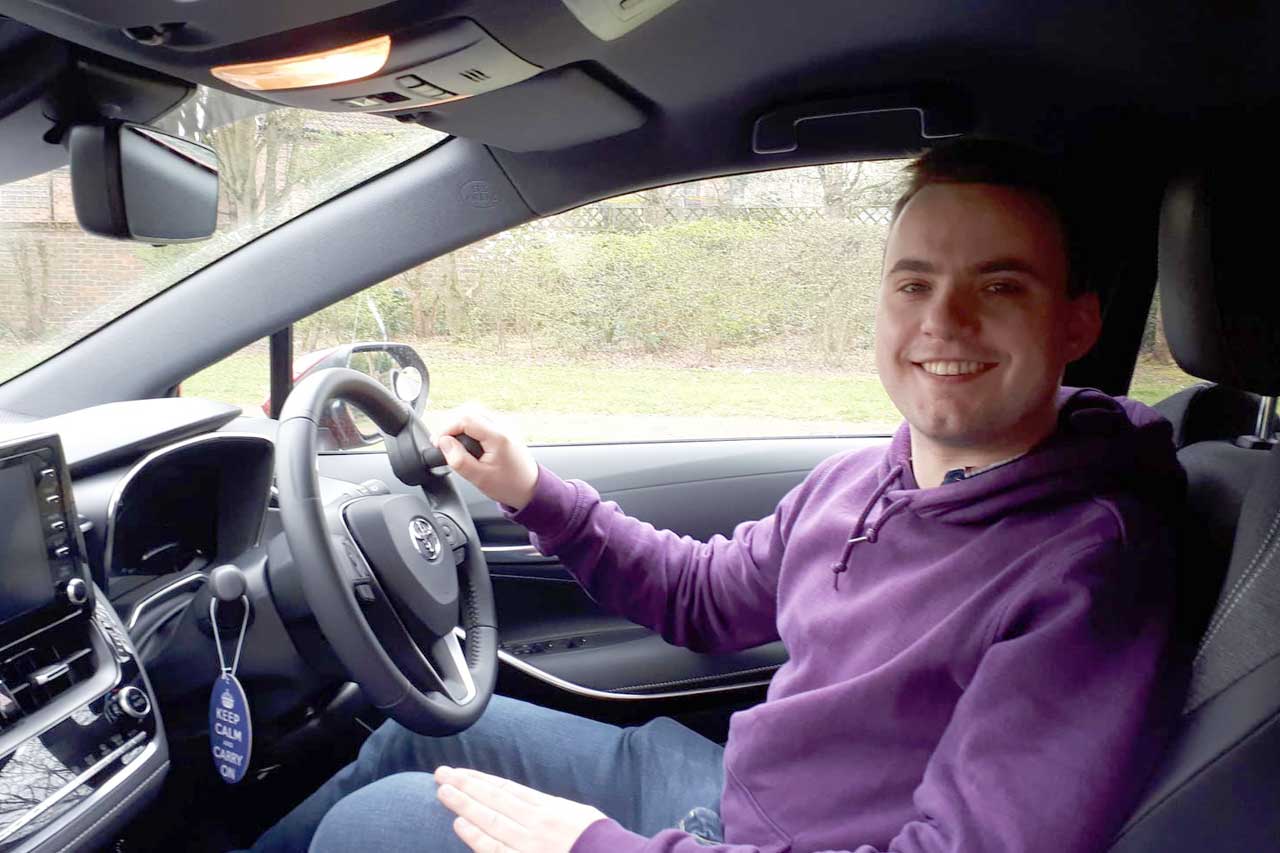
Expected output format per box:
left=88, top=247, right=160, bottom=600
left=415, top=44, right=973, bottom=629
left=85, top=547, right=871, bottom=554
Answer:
left=426, top=631, right=478, bottom=705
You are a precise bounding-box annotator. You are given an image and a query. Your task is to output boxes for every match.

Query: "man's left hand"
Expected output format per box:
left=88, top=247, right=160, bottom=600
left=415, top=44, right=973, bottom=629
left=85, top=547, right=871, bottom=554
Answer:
left=435, top=765, right=609, bottom=853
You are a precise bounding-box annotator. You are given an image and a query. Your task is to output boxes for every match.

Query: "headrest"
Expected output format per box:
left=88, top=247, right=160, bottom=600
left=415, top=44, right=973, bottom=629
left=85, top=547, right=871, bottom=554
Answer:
left=1150, top=382, right=1261, bottom=449
left=1158, top=170, right=1280, bottom=396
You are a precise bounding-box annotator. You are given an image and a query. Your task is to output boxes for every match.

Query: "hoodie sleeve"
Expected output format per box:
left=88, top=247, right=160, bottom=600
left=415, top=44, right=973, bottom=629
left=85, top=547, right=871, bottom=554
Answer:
left=503, top=462, right=827, bottom=654
left=565, top=533, right=1175, bottom=853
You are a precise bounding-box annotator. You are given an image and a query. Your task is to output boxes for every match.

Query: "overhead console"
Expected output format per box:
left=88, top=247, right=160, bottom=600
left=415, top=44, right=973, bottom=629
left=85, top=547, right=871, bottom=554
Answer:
left=206, top=16, right=650, bottom=151
left=233, top=19, right=543, bottom=115
left=0, top=434, right=166, bottom=852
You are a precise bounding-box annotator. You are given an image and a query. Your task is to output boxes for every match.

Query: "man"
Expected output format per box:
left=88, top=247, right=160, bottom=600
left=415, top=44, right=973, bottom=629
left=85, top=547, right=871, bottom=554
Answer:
left=259, top=139, right=1182, bottom=853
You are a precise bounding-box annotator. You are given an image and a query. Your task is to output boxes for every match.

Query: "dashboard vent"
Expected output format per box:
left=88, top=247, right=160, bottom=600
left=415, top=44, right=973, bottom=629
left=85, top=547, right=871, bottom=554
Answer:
left=0, top=621, right=96, bottom=730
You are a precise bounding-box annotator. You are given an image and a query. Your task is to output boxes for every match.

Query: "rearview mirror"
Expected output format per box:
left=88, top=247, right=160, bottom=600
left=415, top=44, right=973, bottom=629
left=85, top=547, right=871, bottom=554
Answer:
left=68, top=121, right=219, bottom=243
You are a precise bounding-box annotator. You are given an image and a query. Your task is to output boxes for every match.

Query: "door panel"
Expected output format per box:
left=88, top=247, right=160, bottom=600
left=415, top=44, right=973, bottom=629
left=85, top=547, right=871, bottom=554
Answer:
left=316, top=435, right=887, bottom=719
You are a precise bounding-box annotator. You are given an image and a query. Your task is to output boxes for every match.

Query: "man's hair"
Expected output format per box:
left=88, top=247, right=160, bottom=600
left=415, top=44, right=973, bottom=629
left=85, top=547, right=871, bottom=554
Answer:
left=891, top=138, right=1090, bottom=297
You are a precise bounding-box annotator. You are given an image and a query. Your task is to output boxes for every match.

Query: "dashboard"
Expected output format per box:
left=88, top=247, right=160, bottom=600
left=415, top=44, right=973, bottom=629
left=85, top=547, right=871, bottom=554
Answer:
left=104, top=434, right=273, bottom=581
left=0, top=398, right=288, bottom=852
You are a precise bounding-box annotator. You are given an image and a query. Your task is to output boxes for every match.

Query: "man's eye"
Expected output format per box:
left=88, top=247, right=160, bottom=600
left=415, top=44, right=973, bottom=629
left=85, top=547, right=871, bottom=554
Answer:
left=899, top=282, right=929, bottom=294
left=985, top=281, right=1022, bottom=295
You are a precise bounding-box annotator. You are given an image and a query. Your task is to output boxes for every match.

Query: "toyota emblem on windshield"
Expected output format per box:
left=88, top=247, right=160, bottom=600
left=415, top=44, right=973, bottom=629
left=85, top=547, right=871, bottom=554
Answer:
left=410, top=517, right=441, bottom=561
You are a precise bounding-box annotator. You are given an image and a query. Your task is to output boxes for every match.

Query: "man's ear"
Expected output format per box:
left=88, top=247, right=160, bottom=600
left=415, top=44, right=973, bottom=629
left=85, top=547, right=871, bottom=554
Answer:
left=1064, top=292, right=1102, bottom=362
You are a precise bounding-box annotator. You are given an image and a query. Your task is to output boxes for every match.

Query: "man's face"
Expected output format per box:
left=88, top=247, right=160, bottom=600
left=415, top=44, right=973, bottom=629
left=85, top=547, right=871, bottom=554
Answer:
left=875, top=183, right=1100, bottom=450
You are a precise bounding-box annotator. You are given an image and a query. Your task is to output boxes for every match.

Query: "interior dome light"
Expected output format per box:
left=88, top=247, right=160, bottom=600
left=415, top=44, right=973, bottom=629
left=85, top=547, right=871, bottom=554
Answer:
left=211, top=35, right=391, bottom=91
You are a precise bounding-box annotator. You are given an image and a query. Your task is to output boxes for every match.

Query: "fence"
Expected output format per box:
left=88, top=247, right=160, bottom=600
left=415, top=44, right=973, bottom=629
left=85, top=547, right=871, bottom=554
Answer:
left=555, top=204, right=894, bottom=232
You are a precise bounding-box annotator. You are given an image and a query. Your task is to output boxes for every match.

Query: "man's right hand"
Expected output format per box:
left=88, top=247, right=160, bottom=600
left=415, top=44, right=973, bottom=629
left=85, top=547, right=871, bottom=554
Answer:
left=431, top=404, right=540, bottom=512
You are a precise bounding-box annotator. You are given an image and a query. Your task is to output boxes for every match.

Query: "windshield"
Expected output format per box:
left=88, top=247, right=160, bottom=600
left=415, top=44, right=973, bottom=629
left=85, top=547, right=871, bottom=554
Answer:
left=0, top=86, right=445, bottom=385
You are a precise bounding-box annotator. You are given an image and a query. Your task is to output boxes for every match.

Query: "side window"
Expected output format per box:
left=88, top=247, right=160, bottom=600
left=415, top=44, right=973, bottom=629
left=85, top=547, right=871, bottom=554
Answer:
left=299, top=162, right=913, bottom=445
left=182, top=339, right=271, bottom=413
left=1127, top=291, right=1202, bottom=404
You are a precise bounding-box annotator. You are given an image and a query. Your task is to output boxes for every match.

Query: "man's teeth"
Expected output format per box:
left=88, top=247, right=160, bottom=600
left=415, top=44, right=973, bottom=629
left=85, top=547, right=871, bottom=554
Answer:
left=919, top=360, right=991, bottom=376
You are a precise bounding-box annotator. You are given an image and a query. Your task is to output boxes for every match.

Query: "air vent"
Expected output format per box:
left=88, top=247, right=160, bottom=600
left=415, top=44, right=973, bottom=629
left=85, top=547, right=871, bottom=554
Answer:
left=0, top=621, right=96, bottom=730
left=459, top=68, right=491, bottom=83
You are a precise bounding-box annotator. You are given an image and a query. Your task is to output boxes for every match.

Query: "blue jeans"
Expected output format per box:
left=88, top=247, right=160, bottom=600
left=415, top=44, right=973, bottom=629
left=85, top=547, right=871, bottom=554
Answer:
left=247, top=694, right=726, bottom=853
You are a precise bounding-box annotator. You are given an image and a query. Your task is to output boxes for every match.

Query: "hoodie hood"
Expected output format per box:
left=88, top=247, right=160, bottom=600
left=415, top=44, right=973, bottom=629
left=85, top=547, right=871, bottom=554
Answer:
left=878, top=386, right=1184, bottom=525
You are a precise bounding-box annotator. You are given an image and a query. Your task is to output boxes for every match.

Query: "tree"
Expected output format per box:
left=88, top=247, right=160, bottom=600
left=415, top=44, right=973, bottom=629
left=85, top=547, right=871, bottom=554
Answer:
left=8, top=236, right=50, bottom=340
left=159, top=88, right=302, bottom=227
left=817, top=161, right=905, bottom=218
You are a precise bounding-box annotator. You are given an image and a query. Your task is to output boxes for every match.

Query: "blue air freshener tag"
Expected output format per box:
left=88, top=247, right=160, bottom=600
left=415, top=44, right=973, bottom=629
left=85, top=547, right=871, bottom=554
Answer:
left=210, top=673, right=252, bottom=784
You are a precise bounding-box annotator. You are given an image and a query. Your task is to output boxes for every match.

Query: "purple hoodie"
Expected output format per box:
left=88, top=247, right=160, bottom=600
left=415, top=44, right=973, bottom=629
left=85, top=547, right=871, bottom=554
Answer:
left=505, top=387, right=1182, bottom=853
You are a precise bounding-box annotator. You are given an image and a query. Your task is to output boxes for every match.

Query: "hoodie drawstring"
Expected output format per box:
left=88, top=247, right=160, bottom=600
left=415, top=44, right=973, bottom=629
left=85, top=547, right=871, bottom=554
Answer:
left=832, top=464, right=909, bottom=590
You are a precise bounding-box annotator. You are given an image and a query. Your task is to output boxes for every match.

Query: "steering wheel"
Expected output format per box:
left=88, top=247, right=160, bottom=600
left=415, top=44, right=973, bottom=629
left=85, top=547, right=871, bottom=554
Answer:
left=276, top=367, right=497, bottom=735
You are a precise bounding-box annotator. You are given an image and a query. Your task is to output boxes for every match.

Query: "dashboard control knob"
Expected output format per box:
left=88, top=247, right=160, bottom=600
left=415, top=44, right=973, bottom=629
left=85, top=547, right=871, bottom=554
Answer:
left=62, top=578, right=88, bottom=606
left=114, top=686, right=151, bottom=720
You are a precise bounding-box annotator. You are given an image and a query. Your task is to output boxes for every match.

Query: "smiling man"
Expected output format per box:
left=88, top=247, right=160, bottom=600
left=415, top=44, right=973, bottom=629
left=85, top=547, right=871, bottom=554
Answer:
left=258, top=139, right=1183, bottom=853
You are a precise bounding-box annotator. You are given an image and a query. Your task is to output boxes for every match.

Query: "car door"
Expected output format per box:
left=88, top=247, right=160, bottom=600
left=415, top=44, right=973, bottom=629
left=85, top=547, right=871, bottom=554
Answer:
left=317, top=434, right=885, bottom=736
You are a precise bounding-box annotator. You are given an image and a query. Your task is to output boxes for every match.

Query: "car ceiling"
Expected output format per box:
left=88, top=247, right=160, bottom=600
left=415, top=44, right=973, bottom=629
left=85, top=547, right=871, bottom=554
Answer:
left=2, top=0, right=1278, bottom=211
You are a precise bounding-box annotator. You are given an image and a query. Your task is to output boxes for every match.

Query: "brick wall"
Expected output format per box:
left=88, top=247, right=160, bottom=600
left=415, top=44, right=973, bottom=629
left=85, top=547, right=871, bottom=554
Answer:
left=0, top=168, right=146, bottom=340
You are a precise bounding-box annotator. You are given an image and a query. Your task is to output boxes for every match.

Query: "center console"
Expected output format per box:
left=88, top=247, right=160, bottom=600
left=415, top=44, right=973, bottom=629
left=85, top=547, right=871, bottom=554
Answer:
left=0, top=435, right=167, bottom=852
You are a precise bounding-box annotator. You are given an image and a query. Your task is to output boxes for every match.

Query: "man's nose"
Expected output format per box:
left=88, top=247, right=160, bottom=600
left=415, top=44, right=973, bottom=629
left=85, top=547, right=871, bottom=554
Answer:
left=920, top=290, right=977, bottom=339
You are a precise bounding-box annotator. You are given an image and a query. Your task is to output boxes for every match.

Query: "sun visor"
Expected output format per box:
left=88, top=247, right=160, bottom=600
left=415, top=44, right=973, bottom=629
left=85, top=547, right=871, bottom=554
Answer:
left=404, top=67, right=646, bottom=152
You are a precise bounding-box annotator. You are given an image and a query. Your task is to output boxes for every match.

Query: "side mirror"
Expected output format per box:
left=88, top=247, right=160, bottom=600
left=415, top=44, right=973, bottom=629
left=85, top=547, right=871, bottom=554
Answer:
left=290, top=343, right=429, bottom=451
left=68, top=121, right=219, bottom=243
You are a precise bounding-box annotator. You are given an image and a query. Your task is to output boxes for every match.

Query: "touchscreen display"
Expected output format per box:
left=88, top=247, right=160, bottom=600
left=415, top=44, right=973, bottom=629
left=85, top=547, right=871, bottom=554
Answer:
left=0, top=463, right=54, bottom=623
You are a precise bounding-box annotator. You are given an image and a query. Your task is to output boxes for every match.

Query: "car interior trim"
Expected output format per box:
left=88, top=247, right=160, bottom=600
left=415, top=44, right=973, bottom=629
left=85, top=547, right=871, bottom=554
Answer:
left=101, top=431, right=274, bottom=577
left=41, top=758, right=168, bottom=853
left=480, top=544, right=546, bottom=562
left=123, top=571, right=209, bottom=632
left=15, top=744, right=164, bottom=853
left=608, top=664, right=784, bottom=694
left=0, top=610, right=82, bottom=656
left=494, top=645, right=776, bottom=701
left=0, top=622, right=121, bottom=758
left=0, top=731, right=149, bottom=844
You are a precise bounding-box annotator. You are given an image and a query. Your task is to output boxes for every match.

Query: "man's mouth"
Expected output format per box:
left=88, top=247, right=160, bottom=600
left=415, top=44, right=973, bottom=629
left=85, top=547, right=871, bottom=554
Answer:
left=913, top=360, right=997, bottom=377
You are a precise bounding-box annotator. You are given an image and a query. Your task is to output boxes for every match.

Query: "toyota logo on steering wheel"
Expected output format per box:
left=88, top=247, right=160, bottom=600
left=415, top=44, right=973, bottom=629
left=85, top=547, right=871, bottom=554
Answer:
left=409, top=517, right=441, bottom=561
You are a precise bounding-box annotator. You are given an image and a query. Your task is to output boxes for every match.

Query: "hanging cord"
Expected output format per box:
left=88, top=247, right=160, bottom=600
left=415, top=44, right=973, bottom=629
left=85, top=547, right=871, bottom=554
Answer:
left=831, top=465, right=907, bottom=590
left=210, top=595, right=250, bottom=677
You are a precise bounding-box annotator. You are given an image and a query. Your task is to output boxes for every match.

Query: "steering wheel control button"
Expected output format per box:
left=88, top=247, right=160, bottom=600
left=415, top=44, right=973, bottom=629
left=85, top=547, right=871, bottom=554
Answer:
left=433, top=513, right=467, bottom=547
left=359, top=479, right=391, bottom=496
left=61, top=577, right=88, bottom=606
left=340, top=541, right=370, bottom=580
left=114, top=686, right=151, bottom=720
left=409, top=517, right=442, bottom=561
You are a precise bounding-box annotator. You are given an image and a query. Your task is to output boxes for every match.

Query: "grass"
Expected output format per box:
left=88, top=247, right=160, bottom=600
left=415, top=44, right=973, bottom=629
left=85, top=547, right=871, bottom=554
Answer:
left=4, top=334, right=1201, bottom=443
left=1124, top=360, right=1202, bottom=406
left=177, top=345, right=1203, bottom=444
left=181, top=350, right=902, bottom=427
